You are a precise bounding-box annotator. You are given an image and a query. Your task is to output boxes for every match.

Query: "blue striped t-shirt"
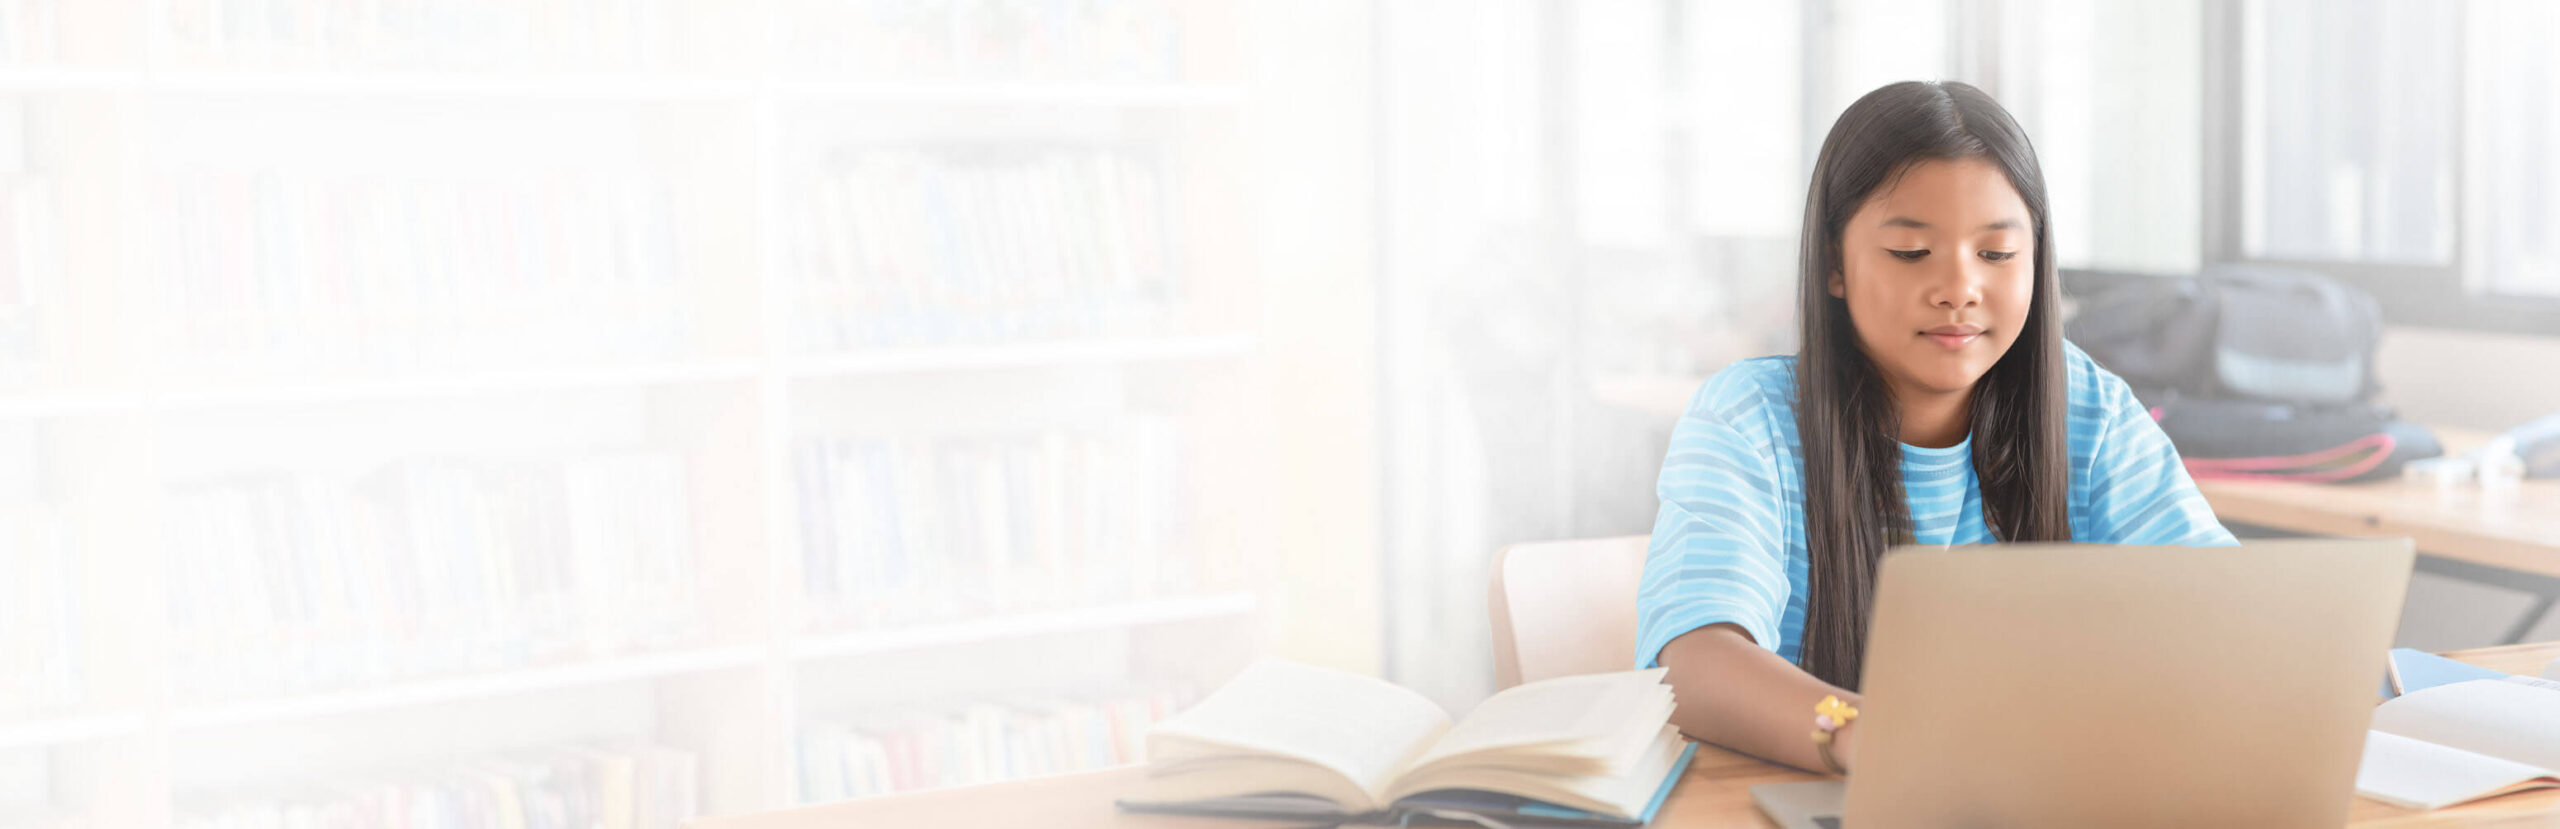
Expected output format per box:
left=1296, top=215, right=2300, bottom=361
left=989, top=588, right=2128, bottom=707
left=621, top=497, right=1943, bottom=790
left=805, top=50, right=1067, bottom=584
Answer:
left=1636, top=341, right=2238, bottom=668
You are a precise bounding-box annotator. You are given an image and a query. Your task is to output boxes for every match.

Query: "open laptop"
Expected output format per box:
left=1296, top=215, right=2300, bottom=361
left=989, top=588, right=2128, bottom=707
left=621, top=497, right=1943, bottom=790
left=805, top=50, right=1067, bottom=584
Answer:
left=1751, top=538, right=2413, bottom=829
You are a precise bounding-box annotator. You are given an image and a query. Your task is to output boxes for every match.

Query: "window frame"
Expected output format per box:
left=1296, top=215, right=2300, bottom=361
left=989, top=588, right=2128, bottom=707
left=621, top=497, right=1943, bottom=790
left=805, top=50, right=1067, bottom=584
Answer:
left=2200, top=0, right=2560, bottom=335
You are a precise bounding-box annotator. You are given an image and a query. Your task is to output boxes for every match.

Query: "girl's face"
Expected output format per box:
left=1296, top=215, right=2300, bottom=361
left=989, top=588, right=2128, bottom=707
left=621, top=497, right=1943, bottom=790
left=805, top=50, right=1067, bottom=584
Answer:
left=1828, top=156, right=2035, bottom=403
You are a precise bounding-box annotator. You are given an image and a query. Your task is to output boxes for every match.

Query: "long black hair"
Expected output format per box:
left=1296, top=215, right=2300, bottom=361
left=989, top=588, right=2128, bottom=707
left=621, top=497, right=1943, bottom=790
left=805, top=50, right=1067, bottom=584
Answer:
left=1793, top=81, right=2072, bottom=691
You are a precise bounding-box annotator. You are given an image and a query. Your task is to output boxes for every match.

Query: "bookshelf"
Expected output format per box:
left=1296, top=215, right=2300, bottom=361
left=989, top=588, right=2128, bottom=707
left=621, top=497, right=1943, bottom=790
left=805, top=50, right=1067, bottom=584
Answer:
left=0, top=0, right=1284, bottom=825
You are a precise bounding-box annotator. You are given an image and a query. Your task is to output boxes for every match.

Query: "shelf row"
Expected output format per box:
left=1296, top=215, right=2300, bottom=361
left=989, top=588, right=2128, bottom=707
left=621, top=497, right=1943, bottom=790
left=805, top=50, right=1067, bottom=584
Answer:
left=12, top=678, right=1198, bottom=829
left=1, top=675, right=1201, bottom=828
left=3, top=400, right=1259, bottom=701
left=170, top=739, right=703, bottom=829
left=0, top=130, right=1254, bottom=390
left=0, top=334, right=1257, bottom=417
left=0, top=591, right=1254, bottom=749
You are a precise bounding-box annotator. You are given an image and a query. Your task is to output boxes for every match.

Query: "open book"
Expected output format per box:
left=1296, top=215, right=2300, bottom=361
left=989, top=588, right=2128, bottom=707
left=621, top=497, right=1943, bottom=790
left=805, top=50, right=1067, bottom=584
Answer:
left=2354, top=675, right=2560, bottom=810
left=1117, top=660, right=1694, bottom=826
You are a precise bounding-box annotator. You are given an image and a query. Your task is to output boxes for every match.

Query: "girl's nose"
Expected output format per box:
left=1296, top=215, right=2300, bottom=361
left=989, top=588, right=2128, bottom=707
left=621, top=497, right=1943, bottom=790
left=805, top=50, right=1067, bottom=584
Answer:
left=1928, top=258, right=1987, bottom=309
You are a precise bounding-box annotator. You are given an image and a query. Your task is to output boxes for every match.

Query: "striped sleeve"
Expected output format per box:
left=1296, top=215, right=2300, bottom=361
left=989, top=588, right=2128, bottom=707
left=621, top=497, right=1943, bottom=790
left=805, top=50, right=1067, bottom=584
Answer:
left=2083, top=371, right=2241, bottom=547
left=1637, top=366, right=1793, bottom=668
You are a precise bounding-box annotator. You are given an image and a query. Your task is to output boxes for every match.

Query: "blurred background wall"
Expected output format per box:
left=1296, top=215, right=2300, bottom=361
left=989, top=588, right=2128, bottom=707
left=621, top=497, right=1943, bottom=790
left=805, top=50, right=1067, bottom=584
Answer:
left=0, top=1, right=2550, bottom=826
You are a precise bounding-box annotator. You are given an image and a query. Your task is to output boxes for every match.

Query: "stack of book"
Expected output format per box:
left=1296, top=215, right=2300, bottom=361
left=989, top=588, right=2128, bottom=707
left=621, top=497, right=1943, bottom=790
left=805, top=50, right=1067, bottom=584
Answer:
left=156, top=0, right=675, bottom=72
left=0, top=506, right=78, bottom=719
left=161, top=452, right=700, bottom=700
left=791, top=145, right=1178, bottom=350
left=0, top=177, right=54, bottom=387
left=776, top=0, right=1180, bottom=82
left=176, top=742, right=699, bottom=829
left=0, top=1, right=52, bottom=66
left=148, top=172, right=687, bottom=377
left=794, top=417, right=1187, bottom=631
left=798, top=688, right=1185, bottom=803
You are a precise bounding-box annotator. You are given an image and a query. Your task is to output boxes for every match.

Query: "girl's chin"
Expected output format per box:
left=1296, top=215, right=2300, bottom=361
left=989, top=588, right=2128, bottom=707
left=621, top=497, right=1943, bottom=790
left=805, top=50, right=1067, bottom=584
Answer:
left=1859, top=339, right=2006, bottom=395
left=1906, top=377, right=1989, bottom=397
left=1894, top=358, right=1997, bottom=395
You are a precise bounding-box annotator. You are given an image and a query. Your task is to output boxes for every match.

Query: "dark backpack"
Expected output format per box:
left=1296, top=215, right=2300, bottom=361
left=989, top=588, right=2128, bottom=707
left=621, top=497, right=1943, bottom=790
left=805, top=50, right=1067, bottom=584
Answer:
left=2067, top=265, right=2439, bottom=483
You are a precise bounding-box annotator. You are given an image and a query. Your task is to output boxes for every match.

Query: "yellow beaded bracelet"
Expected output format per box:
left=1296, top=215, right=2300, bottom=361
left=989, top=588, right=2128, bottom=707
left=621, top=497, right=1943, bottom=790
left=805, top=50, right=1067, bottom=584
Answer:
left=1811, top=694, right=1858, bottom=775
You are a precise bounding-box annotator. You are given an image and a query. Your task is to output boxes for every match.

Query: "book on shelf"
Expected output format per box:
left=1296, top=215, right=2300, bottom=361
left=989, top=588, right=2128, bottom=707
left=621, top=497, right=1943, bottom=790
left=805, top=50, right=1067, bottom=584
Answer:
left=157, top=0, right=674, bottom=72
left=2355, top=675, right=2560, bottom=810
left=1120, top=661, right=1694, bottom=827
left=0, top=504, right=78, bottom=720
left=776, top=0, right=1181, bottom=82
left=161, top=451, right=700, bottom=701
left=0, top=1, right=54, bottom=67
left=176, top=740, right=698, bottom=829
left=795, top=416, right=1198, bottom=631
left=149, top=172, right=687, bottom=377
left=0, top=176, right=53, bottom=384
left=798, top=688, right=1186, bottom=804
left=0, top=748, right=85, bottom=828
left=791, top=145, right=1179, bottom=350
left=0, top=747, right=47, bottom=809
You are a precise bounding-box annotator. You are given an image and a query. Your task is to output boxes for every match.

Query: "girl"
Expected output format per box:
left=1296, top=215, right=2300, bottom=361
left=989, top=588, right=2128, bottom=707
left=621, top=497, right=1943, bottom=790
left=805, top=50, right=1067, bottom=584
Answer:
left=1635, top=81, right=2236, bottom=776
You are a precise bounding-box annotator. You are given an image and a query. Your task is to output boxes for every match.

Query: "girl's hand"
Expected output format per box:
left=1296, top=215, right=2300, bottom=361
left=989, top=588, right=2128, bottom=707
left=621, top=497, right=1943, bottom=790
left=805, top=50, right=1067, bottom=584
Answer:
left=1814, top=692, right=1863, bottom=776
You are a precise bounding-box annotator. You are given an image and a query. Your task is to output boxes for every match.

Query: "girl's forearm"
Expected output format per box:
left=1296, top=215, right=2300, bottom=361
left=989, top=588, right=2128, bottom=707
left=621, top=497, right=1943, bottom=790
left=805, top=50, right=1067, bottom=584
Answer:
left=1656, top=623, right=1863, bottom=775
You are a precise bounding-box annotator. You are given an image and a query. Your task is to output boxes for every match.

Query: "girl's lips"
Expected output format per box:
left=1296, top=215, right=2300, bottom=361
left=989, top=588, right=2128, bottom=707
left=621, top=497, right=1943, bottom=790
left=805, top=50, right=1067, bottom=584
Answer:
left=1924, top=332, right=1982, bottom=350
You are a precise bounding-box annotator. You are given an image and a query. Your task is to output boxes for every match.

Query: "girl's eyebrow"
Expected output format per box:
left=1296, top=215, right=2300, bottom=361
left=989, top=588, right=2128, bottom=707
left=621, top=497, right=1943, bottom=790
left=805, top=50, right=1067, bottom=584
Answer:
left=1878, top=216, right=2023, bottom=231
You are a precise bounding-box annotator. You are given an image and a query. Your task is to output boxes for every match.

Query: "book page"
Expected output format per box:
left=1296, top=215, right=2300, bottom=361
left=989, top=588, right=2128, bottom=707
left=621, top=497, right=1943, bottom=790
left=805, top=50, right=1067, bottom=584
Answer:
left=2355, top=731, right=2560, bottom=811
left=1386, top=725, right=1690, bottom=818
left=1404, top=669, right=1671, bottom=779
left=1143, top=659, right=1453, bottom=807
left=2371, top=679, right=2560, bottom=771
left=1125, top=759, right=1383, bottom=813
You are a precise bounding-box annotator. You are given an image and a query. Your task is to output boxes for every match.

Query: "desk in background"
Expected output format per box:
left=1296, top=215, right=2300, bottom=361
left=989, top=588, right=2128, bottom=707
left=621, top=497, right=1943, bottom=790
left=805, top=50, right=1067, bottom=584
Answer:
left=2195, top=429, right=2560, bottom=644
left=689, top=643, right=2560, bottom=829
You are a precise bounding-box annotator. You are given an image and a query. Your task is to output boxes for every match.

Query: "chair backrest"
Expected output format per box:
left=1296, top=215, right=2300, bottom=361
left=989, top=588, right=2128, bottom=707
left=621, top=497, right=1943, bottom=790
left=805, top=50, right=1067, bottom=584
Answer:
left=1487, top=535, right=1649, bottom=690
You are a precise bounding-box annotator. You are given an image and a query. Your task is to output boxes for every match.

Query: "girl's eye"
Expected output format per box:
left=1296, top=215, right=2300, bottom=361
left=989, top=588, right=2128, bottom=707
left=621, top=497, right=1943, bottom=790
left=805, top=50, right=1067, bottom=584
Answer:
left=1979, top=250, right=2017, bottom=263
left=1887, top=249, right=1928, bottom=262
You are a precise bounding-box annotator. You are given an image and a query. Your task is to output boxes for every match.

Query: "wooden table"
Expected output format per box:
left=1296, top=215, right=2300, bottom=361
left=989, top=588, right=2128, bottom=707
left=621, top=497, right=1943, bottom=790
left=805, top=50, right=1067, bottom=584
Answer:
left=2191, top=430, right=2560, bottom=580
left=691, top=643, right=2560, bottom=829
left=2193, top=429, right=2560, bottom=644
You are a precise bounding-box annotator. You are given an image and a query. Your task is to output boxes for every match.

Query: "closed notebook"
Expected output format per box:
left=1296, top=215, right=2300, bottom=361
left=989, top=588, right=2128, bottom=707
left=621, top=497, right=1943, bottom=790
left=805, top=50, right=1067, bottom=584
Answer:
left=1117, top=660, right=1694, bottom=827
left=2354, top=676, right=2560, bottom=810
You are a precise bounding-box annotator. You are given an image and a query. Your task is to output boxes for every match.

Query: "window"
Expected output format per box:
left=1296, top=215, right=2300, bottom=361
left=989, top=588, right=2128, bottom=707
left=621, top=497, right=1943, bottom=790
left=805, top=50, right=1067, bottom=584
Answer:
left=1996, top=0, right=2203, bottom=275
left=2212, top=0, right=2560, bottom=333
left=2468, top=0, right=2560, bottom=298
left=2240, top=0, right=2456, bottom=266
